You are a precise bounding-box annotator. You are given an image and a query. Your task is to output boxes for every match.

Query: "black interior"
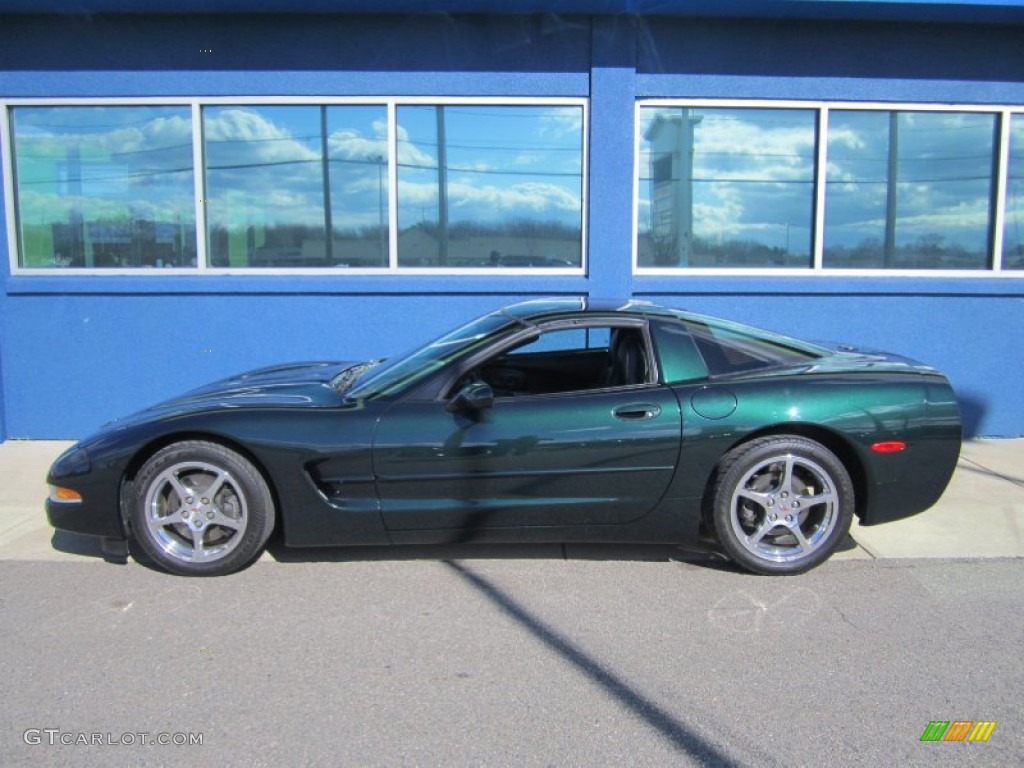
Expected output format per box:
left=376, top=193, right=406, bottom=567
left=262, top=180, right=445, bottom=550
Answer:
left=472, top=328, right=648, bottom=396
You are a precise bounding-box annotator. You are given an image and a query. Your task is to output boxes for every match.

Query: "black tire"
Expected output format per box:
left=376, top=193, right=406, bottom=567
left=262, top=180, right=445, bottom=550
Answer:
left=711, top=436, right=854, bottom=575
left=127, top=441, right=275, bottom=576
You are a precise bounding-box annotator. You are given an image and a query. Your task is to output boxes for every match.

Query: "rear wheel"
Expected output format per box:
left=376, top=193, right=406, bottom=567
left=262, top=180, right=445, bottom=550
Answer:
left=128, top=441, right=275, bottom=576
left=711, top=436, right=853, bottom=575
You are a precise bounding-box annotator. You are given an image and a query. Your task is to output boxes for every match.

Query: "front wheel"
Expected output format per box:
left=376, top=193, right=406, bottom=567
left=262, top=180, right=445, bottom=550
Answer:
left=128, top=441, right=275, bottom=576
left=711, top=436, right=854, bottom=575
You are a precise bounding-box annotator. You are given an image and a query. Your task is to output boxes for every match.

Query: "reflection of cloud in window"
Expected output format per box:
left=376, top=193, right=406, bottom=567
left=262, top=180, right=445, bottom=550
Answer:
left=203, top=106, right=583, bottom=232
left=391, top=122, right=434, bottom=167
left=205, top=108, right=318, bottom=165
left=640, top=109, right=816, bottom=250
left=12, top=106, right=198, bottom=267
left=825, top=111, right=995, bottom=252
left=204, top=107, right=382, bottom=232
left=827, top=125, right=867, bottom=153
left=538, top=106, right=584, bottom=139
left=394, top=105, right=583, bottom=229
left=692, top=112, right=814, bottom=174
left=398, top=179, right=579, bottom=218
left=13, top=107, right=195, bottom=228
left=16, top=112, right=192, bottom=161
left=327, top=130, right=385, bottom=161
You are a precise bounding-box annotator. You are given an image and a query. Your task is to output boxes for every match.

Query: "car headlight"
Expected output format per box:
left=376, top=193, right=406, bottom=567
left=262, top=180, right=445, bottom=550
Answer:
left=50, top=445, right=91, bottom=478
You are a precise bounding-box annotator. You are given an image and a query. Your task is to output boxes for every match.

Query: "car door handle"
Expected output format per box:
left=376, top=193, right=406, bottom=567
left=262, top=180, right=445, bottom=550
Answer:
left=613, top=403, right=662, bottom=421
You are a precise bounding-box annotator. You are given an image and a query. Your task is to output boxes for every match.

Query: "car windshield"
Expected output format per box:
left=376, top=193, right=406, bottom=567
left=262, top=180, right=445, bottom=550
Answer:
left=340, top=310, right=521, bottom=398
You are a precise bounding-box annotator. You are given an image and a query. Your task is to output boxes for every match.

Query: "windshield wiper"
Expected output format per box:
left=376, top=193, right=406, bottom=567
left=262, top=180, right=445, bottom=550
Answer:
left=332, top=360, right=382, bottom=394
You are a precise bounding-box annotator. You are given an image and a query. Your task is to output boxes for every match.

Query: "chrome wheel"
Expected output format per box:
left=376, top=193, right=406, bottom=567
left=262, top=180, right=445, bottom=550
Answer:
left=730, top=454, right=839, bottom=564
left=130, top=441, right=275, bottom=576
left=145, top=461, right=249, bottom=564
left=712, top=436, right=854, bottom=575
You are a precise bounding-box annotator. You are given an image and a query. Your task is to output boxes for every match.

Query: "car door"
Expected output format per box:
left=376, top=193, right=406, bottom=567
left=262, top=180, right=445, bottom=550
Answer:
left=372, top=321, right=683, bottom=532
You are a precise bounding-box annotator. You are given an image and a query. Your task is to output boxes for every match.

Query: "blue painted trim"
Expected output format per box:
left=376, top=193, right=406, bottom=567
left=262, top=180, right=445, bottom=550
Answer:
left=0, top=73, right=590, bottom=99
left=5, top=274, right=1024, bottom=298
left=637, top=76, right=1024, bottom=106
left=2, top=1, right=1024, bottom=25
left=3, top=275, right=596, bottom=296
left=633, top=276, right=1024, bottom=298
left=587, top=16, right=637, bottom=299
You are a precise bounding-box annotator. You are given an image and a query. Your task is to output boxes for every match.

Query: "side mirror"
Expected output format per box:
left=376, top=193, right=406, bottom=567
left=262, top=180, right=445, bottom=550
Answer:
left=446, top=381, right=495, bottom=413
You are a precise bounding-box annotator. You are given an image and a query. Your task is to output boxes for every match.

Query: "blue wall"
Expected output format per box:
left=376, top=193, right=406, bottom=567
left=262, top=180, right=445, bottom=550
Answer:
left=1, top=12, right=1023, bottom=438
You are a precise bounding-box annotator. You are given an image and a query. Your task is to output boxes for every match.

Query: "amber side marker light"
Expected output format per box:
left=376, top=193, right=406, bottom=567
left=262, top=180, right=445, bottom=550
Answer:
left=49, top=485, right=82, bottom=503
left=871, top=441, right=907, bottom=453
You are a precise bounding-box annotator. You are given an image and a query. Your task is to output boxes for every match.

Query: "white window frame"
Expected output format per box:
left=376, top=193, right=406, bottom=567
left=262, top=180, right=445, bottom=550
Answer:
left=633, top=98, right=1024, bottom=278
left=2, top=96, right=589, bottom=277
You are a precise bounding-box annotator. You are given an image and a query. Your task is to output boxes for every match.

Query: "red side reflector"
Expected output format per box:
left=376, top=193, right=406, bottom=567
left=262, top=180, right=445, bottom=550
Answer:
left=871, top=440, right=907, bottom=453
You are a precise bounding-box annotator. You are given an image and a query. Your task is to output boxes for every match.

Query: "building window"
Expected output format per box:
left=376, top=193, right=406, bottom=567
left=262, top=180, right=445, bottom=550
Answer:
left=203, top=104, right=389, bottom=268
left=636, top=101, right=1022, bottom=275
left=638, top=106, right=817, bottom=268
left=824, top=110, right=996, bottom=270
left=9, top=105, right=196, bottom=269
left=395, top=104, right=584, bottom=268
left=5, top=99, right=585, bottom=274
left=1005, top=114, right=1024, bottom=270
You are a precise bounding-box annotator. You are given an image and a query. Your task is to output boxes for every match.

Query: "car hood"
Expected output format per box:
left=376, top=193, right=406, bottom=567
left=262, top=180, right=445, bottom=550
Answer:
left=107, top=361, right=358, bottom=427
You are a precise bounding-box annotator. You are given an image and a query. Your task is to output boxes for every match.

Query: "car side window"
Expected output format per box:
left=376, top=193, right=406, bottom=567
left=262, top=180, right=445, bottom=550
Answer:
left=651, top=319, right=709, bottom=383
left=506, top=327, right=611, bottom=356
left=463, top=324, right=650, bottom=397
left=685, top=319, right=820, bottom=376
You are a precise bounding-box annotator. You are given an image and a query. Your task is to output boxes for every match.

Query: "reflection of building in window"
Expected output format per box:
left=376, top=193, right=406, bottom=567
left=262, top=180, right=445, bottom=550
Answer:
left=644, top=110, right=701, bottom=266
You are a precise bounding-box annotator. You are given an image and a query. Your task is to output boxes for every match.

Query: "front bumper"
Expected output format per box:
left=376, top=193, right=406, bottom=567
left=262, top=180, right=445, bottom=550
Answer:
left=46, top=497, right=126, bottom=539
left=46, top=443, right=128, bottom=540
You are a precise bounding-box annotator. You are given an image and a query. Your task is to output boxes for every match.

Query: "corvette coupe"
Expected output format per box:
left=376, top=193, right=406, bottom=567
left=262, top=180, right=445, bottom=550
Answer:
left=46, top=298, right=961, bottom=576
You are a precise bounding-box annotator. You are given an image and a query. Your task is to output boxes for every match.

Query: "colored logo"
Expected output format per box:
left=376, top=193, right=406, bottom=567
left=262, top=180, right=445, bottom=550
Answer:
left=920, top=721, right=997, bottom=742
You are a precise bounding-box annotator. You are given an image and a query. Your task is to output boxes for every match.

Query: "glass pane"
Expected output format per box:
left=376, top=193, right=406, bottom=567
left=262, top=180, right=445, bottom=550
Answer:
left=638, top=107, right=816, bottom=268
left=202, top=105, right=389, bottom=269
left=396, top=105, right=584, bottom=268
left=1004, top=114, right=1024, bottom=270
left=685, top=317, right=821, bottom=377
left=204, top=105, right=327, bottom=268
left=824, top=110, right=995, bottom=270
left=327, top=106, right=389, bottom=267
left=11, top=106, right=195, bottom=268
left=509, top=326, right=611, bottom=355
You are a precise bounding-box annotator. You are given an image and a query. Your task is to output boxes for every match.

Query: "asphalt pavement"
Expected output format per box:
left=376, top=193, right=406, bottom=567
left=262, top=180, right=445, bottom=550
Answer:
left=0, top=439, right=1022, bottom=766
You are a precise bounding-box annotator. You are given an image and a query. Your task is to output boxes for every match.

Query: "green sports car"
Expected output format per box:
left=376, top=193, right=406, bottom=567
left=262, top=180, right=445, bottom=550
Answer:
left=46, top=298, right=961, bottom=576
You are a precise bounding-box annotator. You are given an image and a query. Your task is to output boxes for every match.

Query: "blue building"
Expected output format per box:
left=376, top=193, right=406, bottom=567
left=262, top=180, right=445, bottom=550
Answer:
left=1, top=1, right=1022, bottom=438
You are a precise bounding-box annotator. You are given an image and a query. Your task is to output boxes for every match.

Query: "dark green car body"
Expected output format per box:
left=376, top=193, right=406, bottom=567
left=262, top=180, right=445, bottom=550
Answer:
left=47, top=298, right=961, bottom=572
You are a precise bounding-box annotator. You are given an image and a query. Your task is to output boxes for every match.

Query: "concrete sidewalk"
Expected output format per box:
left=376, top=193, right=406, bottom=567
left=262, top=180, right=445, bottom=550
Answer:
left=0, top=439, right=1021, bottom=564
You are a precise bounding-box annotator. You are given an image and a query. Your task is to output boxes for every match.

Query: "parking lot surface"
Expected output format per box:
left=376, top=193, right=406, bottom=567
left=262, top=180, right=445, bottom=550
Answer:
left=1, top=440, right=1021, bottom=766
